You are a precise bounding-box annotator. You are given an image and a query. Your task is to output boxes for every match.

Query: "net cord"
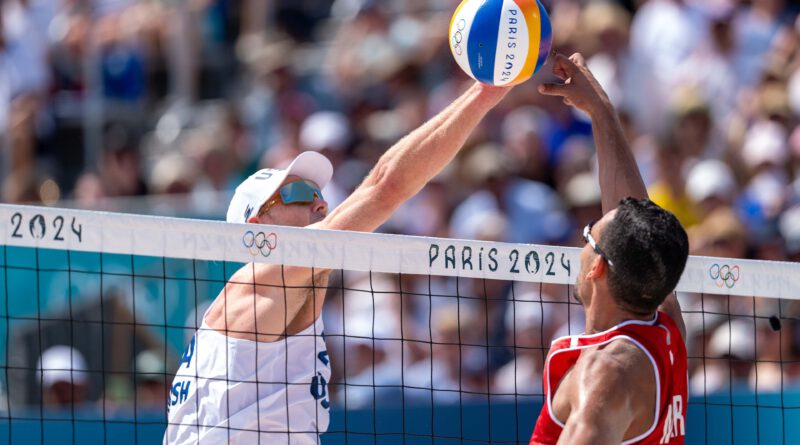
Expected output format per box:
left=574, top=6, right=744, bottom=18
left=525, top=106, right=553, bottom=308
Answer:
left=0, top=205, right=795, bottom=300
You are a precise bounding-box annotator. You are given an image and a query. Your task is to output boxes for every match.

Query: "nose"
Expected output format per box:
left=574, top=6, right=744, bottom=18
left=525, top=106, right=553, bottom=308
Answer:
left=312, top=196, right=328, bottom=214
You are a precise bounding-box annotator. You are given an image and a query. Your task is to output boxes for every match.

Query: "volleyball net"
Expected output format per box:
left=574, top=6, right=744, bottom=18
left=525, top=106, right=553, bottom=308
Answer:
left=0, top=203, right=798, bottom=444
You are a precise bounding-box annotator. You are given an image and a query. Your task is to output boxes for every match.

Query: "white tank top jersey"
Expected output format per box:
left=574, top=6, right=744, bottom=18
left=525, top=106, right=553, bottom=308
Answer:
left=163, top=315, right=331, bottom=445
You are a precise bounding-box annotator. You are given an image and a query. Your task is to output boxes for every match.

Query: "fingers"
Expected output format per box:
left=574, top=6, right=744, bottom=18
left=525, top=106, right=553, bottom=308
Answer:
left=540, top=52, right=590, bottom=101
left=552, top=52, right=579, bottom=76
left=569, top=53, right=586, bottom=68
left=538, top=83, right=569, bottom=97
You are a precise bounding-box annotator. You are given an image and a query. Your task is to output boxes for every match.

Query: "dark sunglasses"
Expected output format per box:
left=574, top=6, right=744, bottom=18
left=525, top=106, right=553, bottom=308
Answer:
left=582, top=220, right=614, bottom=267
left=259, top=180, right=324, bottom=215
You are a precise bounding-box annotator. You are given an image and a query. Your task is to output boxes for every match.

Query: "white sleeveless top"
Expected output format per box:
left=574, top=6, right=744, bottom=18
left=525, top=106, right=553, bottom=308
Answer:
left=163, top=316, right=331, bottom=445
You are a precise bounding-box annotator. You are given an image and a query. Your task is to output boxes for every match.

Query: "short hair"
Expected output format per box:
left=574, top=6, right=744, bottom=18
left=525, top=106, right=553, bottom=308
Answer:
left=602, top=198, right=689, bottom=314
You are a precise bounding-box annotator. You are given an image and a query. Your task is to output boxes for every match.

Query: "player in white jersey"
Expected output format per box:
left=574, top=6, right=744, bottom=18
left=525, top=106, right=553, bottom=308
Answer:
left=164, top=82, right=513, bottom=444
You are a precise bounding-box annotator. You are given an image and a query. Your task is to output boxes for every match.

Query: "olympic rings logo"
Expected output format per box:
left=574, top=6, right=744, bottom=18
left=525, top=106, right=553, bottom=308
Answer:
left=709, top=264, right=740, bottom=289
left=452, top=19, right=466, bottom=56
left=242, top=231, right=278, bottom=257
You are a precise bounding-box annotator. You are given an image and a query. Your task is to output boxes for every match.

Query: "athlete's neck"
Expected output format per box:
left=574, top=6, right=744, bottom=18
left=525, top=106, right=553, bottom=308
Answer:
left=583, top=290, right=656, bottom=334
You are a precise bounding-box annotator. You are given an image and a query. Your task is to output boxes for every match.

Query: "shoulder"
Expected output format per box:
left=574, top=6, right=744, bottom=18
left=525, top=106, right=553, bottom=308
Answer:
left=576, top=339, right=654, bottom=392
left=558, top=340, right=654, bottom=442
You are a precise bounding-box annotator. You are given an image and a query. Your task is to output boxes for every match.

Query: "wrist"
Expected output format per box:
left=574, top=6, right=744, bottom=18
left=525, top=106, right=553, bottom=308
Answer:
left=587, top=98, right=615, bottom=120
left=473, top=82, right=511, bottom=104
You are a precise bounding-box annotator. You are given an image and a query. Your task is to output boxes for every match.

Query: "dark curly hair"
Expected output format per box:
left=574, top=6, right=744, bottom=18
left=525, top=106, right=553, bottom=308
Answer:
left=601, top=198, right=689, bottom=315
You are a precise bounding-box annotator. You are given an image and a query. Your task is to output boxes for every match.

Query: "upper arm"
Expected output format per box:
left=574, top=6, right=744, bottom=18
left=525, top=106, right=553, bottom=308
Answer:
left=659, top=293, right=687, bottom=343
left=206, top=262, right=323, bottom=341
left=556, top=347, right=642, bottom=445
left=590, top=106, right=649, bottom=214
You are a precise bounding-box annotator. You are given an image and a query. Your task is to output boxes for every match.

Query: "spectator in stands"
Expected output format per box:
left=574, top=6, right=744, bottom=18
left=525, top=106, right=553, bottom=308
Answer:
left=37, top=345, right=89, bottom=408
left=134, top=350, right=169, bottom=411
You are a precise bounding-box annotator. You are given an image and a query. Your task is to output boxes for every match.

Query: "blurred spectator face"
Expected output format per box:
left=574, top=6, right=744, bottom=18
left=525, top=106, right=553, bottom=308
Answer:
left=656, top=137, right=686, bottom=189
left=563, top=171, right=602, bottom=245
left=73, top=172, right=107, bottom=206
left=711, top=19, right=734, bottom=54
left=2, top=171, right=40, bottom=203
left=685, top=159, right=737, bottom=217
left=688, top=207, right=748, bottom=258
left=675, top=108, right=712, bottom=159
left=710, top=320, right=756, bottom=378
left=753, top=0, right=786, bottom=15
left=501, top=107, right=548, bottom=181
left=102, top=147, right=145, bottom=196
left=579, top=0, right=630, bottom=55
left=299, top=111, right=351, bottom=174
left=149, top=153, right=197, bottom=195
left=505, top=292, right=551, bottom=351
left=554, top=135, right=594, bottom=192
left=341, top=315, right=390, bottom=379
left=742, top=120, right=788, bottom=175
left=431, top=309, right=468, bottom=367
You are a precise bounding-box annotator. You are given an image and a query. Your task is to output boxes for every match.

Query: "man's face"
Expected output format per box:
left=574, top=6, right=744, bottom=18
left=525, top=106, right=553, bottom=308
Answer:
left=253, top=175, right=328, bottom=227
left=574, top=209, right=615, bottom=305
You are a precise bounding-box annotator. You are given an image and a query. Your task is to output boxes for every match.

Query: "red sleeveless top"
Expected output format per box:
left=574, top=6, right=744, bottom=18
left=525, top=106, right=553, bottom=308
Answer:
left=530, top=312, right=688, bottom=445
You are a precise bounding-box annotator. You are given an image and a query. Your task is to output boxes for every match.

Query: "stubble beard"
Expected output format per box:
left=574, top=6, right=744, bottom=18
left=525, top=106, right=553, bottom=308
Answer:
left=573, top=285, right=583, bottom=304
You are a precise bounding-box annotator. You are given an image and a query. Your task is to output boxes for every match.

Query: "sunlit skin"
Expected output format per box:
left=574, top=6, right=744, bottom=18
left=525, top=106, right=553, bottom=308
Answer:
left=556, top=208, right=657, bottom=442
left=211, top=174, right=332, bottom=342
left=573, top=208, right=657, bottom=333
left=203, top=83, right=511, bottom=343
left=534, top=53, right=687, bottom=445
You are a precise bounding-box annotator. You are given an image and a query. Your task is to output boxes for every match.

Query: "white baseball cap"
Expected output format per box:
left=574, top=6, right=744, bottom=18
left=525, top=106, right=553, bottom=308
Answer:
left=226, top=151, right=333, bottom=223
left=686, top=159, right=736, bottom=203
left=37, top=345, right=89, bottom=388
left=742, top=120, right=788, bottom=170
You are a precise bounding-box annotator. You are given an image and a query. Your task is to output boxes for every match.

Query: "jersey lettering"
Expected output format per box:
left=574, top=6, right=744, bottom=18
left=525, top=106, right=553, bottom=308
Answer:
left=310, top=350, right=331, bottom=409
left=169, top=380, right=192, bottom=407
left=180, top=335, right=195, bottom=369
left=660, top=395, right=685, bottom=443
left=310, top=372, right=329, bottom=409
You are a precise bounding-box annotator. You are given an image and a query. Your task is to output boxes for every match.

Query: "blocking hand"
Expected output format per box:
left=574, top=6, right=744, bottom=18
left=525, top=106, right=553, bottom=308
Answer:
left=538, top=52, right=612, bottom=116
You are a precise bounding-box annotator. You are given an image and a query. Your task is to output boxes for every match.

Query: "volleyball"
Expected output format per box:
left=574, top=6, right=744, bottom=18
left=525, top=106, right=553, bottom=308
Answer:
left=449, top=0, right=552, bottom=86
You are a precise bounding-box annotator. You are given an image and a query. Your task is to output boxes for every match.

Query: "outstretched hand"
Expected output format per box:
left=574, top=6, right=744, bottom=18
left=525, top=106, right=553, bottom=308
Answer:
left=538, top=52, right=612, bottom=116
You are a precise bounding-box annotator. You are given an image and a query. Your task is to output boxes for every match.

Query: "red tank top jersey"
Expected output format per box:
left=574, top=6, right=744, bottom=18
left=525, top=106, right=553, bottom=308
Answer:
left=530, top=312, right=688, bottom=445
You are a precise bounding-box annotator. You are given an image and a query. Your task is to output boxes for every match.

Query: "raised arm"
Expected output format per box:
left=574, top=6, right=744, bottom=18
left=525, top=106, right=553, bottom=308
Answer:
left=539, top=53, right=685, bottom=340
left=318, top=83, right=510, bottom=232
left=538, top=53, right=647, bottom=213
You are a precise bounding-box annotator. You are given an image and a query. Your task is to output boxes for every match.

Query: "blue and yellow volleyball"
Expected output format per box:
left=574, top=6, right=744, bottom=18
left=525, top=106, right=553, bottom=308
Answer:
left=449, top=0, right=552, bottom=86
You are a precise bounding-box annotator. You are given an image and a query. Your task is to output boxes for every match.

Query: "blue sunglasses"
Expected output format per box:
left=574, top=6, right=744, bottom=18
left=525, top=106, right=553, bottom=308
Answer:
left=260, top=180, right=324, bottom=215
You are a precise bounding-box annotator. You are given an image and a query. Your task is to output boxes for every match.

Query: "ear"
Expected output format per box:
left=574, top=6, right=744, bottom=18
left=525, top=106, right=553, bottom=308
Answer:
left=246, top=215, right=261, bottom=224
left=585, top=256, right=608, bottom=280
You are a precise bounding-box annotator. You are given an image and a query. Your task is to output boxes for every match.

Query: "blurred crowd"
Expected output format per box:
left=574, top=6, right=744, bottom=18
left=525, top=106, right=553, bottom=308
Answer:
left=5, top=0, right=800, bottom=410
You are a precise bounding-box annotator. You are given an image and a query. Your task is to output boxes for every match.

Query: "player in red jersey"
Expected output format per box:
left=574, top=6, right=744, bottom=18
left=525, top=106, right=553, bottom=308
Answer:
left=530, top=52, right=690, bottom=445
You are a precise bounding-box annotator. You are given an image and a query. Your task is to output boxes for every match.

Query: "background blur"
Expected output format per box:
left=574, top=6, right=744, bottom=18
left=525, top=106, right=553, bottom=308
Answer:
left=3, top=0, right=800, bottom=441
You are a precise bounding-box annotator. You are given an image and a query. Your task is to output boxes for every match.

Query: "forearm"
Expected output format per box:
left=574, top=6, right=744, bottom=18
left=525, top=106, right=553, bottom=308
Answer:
left=322, top=83, right=508, bottom=232
left=368, top=83, right=508, bottom=200
left=589, top=101, right=648, bottom=213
